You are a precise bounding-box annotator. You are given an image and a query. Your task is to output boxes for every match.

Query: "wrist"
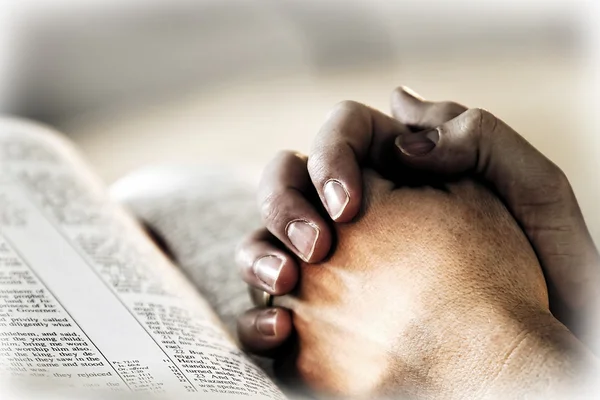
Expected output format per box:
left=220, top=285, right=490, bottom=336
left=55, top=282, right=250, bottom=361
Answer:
left=433, top=307, right=597, bottom=399
left=479, top=311, right=597, bottom=399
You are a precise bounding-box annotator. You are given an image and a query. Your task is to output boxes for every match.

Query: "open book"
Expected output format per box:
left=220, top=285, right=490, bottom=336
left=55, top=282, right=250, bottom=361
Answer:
left=0, top=119, right=286, bottom=399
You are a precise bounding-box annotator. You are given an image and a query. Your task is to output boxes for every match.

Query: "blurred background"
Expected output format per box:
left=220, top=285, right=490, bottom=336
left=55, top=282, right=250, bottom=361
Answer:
left=1, top=0, right=599, bottom=239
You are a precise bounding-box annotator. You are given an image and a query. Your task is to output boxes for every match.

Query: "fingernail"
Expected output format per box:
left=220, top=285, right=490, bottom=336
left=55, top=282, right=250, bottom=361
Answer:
left=286, top=220, right=319, bottom=261
left=253, top=255, right=284, bottom=290
left=323, top=179, right=349, bottom=220
left=396, top=128, right=439, bottom=156
left=401, top=86, right=425, bottom=101
left=256, top=309, right=278, bottom=337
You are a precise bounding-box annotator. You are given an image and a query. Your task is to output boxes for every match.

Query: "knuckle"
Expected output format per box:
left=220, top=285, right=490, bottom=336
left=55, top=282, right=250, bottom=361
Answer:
left=272, top=149, right=304, bottom=165
left=294, top=351, right=342, bottom=394
left=306, top=155, right=318, bottom=176
left=531, top=162, right=574, bottom=207
left=295, top=352, right=317, bottom=385
left=478, top=109, right=499, bottom=134
left=235, top=234, right=254, bottom=265
left=235, top=245, right=257, bottom=278
left=460, top=108, right=484, bottom=132
left=327, top=100, right=367, bottom=121
left=460, top=108, right=499, bottom=139
left=306, top=152, right=329, bottom=182
left=548, top=162, right=571, bottom=192
left=333, top=99, right=362, bottom=113
left=259, top=191, right=286, bottom=227
left=236, top=313, right=255, bottom=340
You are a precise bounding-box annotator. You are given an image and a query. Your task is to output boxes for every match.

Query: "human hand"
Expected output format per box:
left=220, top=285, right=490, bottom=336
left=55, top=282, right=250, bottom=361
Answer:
left=244, top=169, right=595, bottom=398
left=236, top=88, right=600, bottom=354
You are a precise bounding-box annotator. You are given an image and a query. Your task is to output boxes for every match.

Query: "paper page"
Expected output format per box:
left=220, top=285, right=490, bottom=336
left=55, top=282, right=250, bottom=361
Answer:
left=0, top=119, right=285, bottom=399
left=110, top=166, right=261, bottom=339
left=110, top=166, right=275, bottom=378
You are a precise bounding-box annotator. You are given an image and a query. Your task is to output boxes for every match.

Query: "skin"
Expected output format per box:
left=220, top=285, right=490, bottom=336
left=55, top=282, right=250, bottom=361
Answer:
left=236, top=88, right=600, bottom=358
left=253, top=171, right=595, bottom=398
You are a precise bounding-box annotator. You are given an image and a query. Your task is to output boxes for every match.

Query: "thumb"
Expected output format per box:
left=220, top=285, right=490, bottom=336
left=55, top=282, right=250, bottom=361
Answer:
left=390, top=86, right=467, bottom=129
left=396, top=108, right=600, bottom=345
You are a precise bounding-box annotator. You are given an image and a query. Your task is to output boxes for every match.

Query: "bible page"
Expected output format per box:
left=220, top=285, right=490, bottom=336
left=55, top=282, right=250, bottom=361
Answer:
left=0, top=118, right=285, bottom=400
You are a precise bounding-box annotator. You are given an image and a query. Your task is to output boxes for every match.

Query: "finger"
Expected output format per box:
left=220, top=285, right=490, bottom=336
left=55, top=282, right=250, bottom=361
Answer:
left=390, top=86, right=467, bottom=130
left=236, top=228, right=299, bottom=295
left=308, top=100, right=411, bottom=223
left=237, top=307, right=293, bottom=355
left=394, top=107, right=600, bottom=330
left=258, top=151, right=332, bottom=263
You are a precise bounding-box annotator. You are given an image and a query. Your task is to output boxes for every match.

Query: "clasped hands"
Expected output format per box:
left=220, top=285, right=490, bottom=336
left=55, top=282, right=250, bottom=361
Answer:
left=236, top=87, right=600, bottom=399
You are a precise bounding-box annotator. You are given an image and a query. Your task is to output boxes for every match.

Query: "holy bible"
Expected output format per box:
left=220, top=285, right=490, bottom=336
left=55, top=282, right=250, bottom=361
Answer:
left=0, top=118, right=285, bottom=400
